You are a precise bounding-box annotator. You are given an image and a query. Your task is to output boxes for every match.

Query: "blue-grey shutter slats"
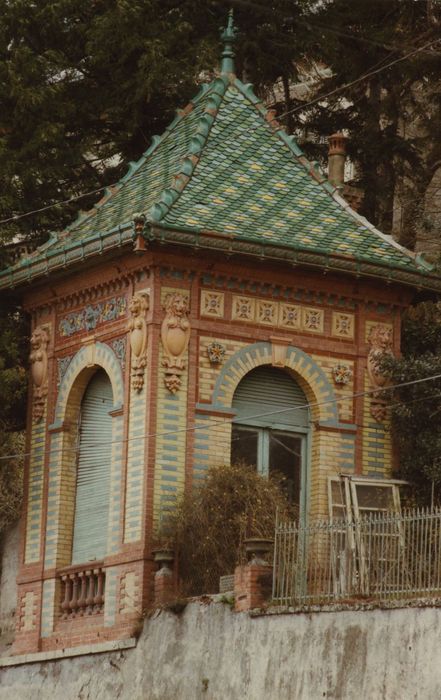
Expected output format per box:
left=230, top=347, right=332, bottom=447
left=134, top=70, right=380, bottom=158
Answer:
left=71, top=371, right=113, bottom=564
left=232, top=366, right=308, bottom=429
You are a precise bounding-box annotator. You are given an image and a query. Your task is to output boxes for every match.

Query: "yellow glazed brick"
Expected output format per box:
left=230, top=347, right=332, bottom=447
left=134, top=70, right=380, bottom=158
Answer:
left=362, top=372, right=392, bottom=477
left=24, top=407, right=47, bottom=564
left=119, top=571, right=139, bottom=614
left=198, top=338, right=246, bottom=403
left=312, top=355, right=354, bottom=423
left=124, top=383, right=147, bottom=544
left=153, top=345, right=188, bottom=522
left=21, top=592, right=36, bottom=632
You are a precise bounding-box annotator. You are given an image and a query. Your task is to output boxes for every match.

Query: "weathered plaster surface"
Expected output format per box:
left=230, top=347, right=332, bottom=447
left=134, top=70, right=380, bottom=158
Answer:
left=0, top=522, right=19, bottom=655
left=1, top=600, right=441, bottom=699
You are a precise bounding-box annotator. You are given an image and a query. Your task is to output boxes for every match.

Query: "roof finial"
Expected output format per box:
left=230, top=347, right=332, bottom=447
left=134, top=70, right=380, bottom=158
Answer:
left=220, top=9, right=238, bottom=75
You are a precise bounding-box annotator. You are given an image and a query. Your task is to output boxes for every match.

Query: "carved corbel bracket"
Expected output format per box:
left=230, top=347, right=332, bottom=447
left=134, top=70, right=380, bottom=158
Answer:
left=127, top=290, right=150, bottom=392
left=29, top=324, right=51, bottom=421
left=367, top=324, right=393, bottom=422
left=161, top=292, right=190, bottom=393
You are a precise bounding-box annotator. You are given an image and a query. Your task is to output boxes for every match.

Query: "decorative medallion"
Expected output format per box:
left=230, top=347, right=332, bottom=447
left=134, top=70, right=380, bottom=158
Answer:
left=127, top=292, right=149, bottom=392
left=200, top=290, right=224, bottom=319
left=367, top=324, right=393, bottom=422
left=302, top=307, right=324, bottom=333
left=207, top=341, right=226, bottom=365
left=257, top=300, right=277, bottom=326
left=232, top=296, right=255, bottom=322
left=332, top=364, right=353, bottom=385
left=57, top=355, right=73, bottom=385
left=29, top=325, right=50, bottom=421
left=332, top=312, right=354, bottom=339
left=278, top=303, right=301, bottom=330
left=161, top=292, right=191, bottom=393
left=59, top=296, right=127, bottom=337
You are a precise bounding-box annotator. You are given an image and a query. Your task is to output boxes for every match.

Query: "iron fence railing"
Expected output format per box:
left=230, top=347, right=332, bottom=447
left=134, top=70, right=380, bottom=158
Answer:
left=272, top=507, right=441, bottom=607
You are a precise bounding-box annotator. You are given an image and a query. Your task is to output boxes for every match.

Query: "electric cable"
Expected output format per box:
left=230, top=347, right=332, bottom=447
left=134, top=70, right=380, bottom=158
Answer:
left=0, top=36, right=438, bottom=229
left=1, top=369, right=441, bottom=462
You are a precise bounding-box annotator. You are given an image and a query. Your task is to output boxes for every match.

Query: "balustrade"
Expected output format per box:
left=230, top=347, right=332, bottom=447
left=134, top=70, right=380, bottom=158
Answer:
left=59, top=565, right=105, bottom=619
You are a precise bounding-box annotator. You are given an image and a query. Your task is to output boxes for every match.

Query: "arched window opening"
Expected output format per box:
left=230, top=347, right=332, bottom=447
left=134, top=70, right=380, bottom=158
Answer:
left=231, top=366, right=310, bottom=514
left=71, top=369, right=113, bottom=564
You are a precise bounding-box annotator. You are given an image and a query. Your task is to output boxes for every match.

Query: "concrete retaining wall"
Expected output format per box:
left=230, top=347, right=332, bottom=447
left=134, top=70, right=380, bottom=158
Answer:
left=1, top=600, right=441, bottom=699
left=0, top=522, right=19, bottom=655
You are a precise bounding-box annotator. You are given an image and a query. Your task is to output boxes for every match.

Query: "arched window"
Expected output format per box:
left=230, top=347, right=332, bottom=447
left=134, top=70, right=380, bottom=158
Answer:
left=231, top=366, right=309, bottom=513
left=71, top=370, right=113, bottom=564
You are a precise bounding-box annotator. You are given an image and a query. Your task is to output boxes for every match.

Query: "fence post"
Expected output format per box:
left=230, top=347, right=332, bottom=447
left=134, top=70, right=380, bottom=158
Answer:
left=234, top=538, right=273, bottom=612
left=153, top=549, right=176, bottom=605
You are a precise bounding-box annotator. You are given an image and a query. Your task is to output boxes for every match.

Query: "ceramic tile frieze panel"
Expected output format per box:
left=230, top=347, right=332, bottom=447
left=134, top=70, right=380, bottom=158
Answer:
left=302, top=307, right=324, bottom=334
left=332, top=312, right=355, bottom=340
left=200, top=290, right=225, bottom=318
left=256, top=300, right=278, bottom=326
left=278, top=303, right=301, bottom=330
left=58, top=296, right=127, bottom=338
left=229, top=294, right=326, bottom=335
left=231, top=295, right=255, bottom=322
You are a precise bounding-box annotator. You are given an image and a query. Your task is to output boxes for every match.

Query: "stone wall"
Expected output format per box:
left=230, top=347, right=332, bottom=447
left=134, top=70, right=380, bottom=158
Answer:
left=0, top=522, right=19, bottom=655
left=2, top=599, right=441, bottom=699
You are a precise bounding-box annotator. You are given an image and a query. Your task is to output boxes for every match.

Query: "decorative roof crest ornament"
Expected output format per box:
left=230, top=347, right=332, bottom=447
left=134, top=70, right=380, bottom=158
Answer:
left=132, top=212, right=147, bottom=254
left=220, top=9, right=238, bottom=75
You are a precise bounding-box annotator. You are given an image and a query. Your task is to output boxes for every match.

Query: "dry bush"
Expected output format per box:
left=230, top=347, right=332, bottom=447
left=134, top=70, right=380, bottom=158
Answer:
left=160, top=462, right=292, bottom=596
left=0, top=429, right=24, bottom=534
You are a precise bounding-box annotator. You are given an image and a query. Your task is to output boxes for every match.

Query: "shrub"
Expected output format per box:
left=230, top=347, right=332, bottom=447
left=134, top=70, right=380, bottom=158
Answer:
left=0, top=428, right=24, bottom=534
left=159, top=462, right=292, bottom=596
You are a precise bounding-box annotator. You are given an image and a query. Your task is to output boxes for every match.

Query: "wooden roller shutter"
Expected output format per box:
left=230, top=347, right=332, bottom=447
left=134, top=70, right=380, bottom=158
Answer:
left=71, top=370, right=113, bottom=564
left=232, top=366, right=309, bottom=429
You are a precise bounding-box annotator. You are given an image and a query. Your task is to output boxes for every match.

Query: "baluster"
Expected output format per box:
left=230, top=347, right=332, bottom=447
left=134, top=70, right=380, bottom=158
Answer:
left=77, top=571, right=87, bottom=615
left=60, top=575, right=72, bottom=620
left=86, top=569, right=95, bottom=614
left=69, top=573, right=79, bottom=617
left=94, top=568, right=105, bottom=612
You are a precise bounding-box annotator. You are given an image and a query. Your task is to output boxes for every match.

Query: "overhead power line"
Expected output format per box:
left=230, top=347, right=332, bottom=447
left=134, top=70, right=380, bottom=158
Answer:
left=276, top=36, right=441, bottom=120
left=1, top=370, right=441, bottom=462
left=0, top=35, right=439, bottom=230
left=0, top=184, right=115, bottom=226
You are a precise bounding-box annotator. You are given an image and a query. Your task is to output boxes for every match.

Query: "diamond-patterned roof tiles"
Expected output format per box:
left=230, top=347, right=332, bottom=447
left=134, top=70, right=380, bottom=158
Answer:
left=1, top=68, right=438, bottom=290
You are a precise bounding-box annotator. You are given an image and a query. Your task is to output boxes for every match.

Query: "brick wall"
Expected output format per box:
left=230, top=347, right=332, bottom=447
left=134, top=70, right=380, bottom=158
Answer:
left=11, top=253, right=405, bottom=655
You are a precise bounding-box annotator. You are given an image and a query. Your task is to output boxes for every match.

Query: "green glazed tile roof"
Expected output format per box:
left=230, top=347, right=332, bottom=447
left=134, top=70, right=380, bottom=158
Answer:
left=1, top=64, right=439, bottom=291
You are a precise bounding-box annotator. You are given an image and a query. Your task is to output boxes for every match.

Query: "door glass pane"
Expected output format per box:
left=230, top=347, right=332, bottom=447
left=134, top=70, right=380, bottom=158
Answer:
left=231, top=425, right=259, bottom=469
left=268, top=430, right=302, bottom=507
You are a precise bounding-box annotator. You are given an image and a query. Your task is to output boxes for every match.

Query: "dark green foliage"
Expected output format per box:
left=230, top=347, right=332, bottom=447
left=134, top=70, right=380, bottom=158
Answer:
left=0, top=430, right=24, bottom=532
left=384, top=302, right=441, bottom=504
left=0, top=0, right=313, bottom=245
left=0, top=0, right=441, bottom=525
left=302, top=0, right=441, bottom=244
left=1, top=1, right=438, bottom=249
left=0, top=293, right=27, bottom=531
left=0, top=0, right=313, bottom=535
